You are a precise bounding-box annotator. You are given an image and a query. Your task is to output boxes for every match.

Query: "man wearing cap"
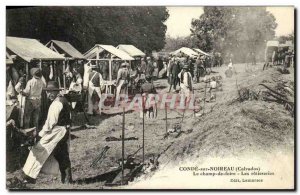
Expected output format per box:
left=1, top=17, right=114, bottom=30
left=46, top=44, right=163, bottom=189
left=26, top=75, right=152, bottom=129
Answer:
left=178, top=64, right=193, bottom=100
left=22, top=81, right=72, bottom=184
left=87, top=64, right=104, bottom=115
left=116, top=62, right=130, bottom=102
left=21, top=68, right=46, bottom=129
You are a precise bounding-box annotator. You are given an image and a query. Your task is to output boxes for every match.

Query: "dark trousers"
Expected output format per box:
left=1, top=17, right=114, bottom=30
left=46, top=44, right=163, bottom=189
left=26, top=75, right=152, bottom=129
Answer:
left=169, top=74, right=179, bottom=92
left=52, top=131, right=72, bottom=183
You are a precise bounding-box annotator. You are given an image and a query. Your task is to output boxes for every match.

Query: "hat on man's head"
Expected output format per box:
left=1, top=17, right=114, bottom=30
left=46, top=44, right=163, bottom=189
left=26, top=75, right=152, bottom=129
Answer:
left=43, top=81, right=61, bottom=91
left=146, top=57, right=151, bottom=60
left=30, top=68, right=42, bottom=79
left=121, top=62, right=128, bottom=67
left=145, top=75, right=152, bottom=81
left=90, top=64, right=98, bottom=69
left=183, top=64, right=189, bottom=70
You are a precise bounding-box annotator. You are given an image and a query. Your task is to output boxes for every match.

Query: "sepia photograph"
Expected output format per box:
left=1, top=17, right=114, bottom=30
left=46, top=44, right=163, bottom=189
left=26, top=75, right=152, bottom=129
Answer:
left=5, top=6, right=295, bottom=190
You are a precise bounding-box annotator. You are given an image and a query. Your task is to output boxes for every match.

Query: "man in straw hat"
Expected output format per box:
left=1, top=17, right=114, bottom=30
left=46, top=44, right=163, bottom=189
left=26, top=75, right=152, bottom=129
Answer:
left=22, top=81, right=73, bottom=184
left=116, top=62, right=130, bottom=102
left=21, top=68, right=46, bottom=129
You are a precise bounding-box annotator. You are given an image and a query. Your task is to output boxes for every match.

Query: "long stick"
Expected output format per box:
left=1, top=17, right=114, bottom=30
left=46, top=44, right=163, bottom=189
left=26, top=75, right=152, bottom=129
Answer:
left=203, top=82, right=207, bottom=115
left=142, top=95, right=145, bottom=165
left=193, top=89, right=196, bottom=117
left=165, top=102, right=168, bottom=133
left=63, top=60, right=66, bottom=89
left=181, top=96, right=186, bottom=124
left=121, top=107, right=125, bottom=185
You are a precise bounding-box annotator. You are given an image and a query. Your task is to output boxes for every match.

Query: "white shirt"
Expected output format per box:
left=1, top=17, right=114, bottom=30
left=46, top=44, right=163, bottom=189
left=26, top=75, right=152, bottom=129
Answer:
left=40, top=100, right=63, bottom=135
left=23, top=77, right=46, bottom=99
left=210, top=81, right=217, bottom=89
left=178, top=71, right=193, bottom=89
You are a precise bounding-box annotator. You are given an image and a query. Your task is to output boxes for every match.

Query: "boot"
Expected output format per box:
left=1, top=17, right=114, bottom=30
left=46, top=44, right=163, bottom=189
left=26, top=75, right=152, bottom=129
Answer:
left=61, top=168, right=73, bottom=184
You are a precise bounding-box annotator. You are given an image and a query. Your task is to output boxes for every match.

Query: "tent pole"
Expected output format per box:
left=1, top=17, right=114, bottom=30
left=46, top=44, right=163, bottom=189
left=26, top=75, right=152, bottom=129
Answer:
left=63, top=60, right=66, bottom=89
left=109, top=59, right=112, bottom=94
left=39, top=59, right=42, bottom=69
left=55, top=61, right=61, bottom=88
left=121, top=106, right=125, bottom=185
left=165, top=102, right=168, bottom=133
left=26, top=63, right=29, bottom=82
left=142, top=95, right=145, bottom=165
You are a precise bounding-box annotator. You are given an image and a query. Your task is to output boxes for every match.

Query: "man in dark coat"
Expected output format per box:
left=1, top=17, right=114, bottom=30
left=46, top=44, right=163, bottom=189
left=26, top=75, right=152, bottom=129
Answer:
left=145, top=57, right=154, bottom=79
left=168, top=59, right=181, bottom=92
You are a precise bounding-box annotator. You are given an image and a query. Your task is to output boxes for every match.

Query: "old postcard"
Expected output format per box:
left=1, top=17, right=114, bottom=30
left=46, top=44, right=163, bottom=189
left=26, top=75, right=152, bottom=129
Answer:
left=5, top=6, right=295, bottom=190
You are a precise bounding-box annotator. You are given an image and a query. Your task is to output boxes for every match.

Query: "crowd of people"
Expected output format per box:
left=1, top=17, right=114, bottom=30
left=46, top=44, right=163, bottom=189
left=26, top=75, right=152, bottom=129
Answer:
left=9, top=44, right=292, bottom=185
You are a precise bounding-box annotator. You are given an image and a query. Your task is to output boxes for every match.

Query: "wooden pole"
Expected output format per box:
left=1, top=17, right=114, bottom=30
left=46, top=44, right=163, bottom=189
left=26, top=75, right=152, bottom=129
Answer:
left=142, top=95, right=145, bottom=165
left=121, top=106, right=125, bottom=185
left=109, top=59, right=112, bottom=94
left=63, top=60, right=66, bottom=89
left=193, top=89, right=196, bottom=117
left=39, top=59, right=42, bottom=69
left=26, top=63, right=29, bottom=82
left=165, top=102, right=168, bottom=133
left=55, top=61, right=61, bottom=88
left=203, top=82, right=207, bottom=115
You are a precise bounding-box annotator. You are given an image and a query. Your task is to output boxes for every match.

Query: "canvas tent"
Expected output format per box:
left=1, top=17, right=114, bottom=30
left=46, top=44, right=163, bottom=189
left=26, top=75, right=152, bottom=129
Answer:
left=84, top=44, right=134, bottom=94
left=193, top=48, right=211, bottom=56
left=170, top=47, right=198, bottom=58
left=6, top=37, right=65, bottom=85
left=45, top=40, right=85, bottom=59
left=6, top=52, right=14, bottom=64
left=45, top=40, right=87, bottom=89
left=116, top=44, right=146, bottom=58
left=6, top=36, right=65, bottom=62
left=266, top=40, right=279, bottom=47
left=84, top=44, right=134, bottom=61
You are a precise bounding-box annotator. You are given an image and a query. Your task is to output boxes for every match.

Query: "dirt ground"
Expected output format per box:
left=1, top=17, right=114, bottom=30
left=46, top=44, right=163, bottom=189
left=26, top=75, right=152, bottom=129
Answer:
left=7, top=62, right=295, bottom=190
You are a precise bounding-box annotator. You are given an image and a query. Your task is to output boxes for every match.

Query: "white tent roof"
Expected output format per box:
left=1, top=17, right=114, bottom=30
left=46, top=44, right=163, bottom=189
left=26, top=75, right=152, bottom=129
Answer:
left=6, top=36, right=65, bottom=62
left=84, top=44, right=134, bottom=60
left=170, top=47, right=198, bottom=57
left=193, top=48, right=211, bottom=56
left=117, top=44, right=145, bottom=57
left=46, top=40, right=85, bottom=59
left=266, top=40, right=279, bottom=47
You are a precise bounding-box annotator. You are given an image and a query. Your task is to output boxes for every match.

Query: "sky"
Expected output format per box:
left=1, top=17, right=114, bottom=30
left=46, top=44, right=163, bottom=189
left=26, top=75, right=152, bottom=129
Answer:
left=165, top=6, right=294, bottom=38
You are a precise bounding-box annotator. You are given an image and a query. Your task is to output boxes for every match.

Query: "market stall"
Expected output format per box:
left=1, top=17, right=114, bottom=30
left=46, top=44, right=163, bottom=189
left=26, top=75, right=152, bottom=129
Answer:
left=84, top=44, right=134, bottom=95
left=6, top=36, right=66, bottom=129
left=46, top=40, right=85, bottom=89
left=117, top=44, right=146, bottom=70
left=193, top=48, right=211, bottom=56
left=6, top=36, right=65, bottom=85
left=170, top=47, right=198, bottom=58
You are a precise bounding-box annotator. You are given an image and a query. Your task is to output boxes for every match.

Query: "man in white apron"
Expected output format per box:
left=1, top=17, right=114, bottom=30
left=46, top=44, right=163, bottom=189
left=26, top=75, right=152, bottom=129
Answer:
left=87, top=64, right=104, bottom=115
left=22, top=81, right=72, bottom=184
left=115, top=62, right=130, bottom=103
left=178, top=64, right=193, bottom=103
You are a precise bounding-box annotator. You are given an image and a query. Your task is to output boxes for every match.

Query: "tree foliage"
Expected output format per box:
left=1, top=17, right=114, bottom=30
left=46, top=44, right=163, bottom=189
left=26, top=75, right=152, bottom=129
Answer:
left=191, top=7, right=278, bottom=62
left=278, top=32, right=294, bottom=44
left=164, top=35, right=197, bottom=51
left=6, top=6, right=169, bottom=54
